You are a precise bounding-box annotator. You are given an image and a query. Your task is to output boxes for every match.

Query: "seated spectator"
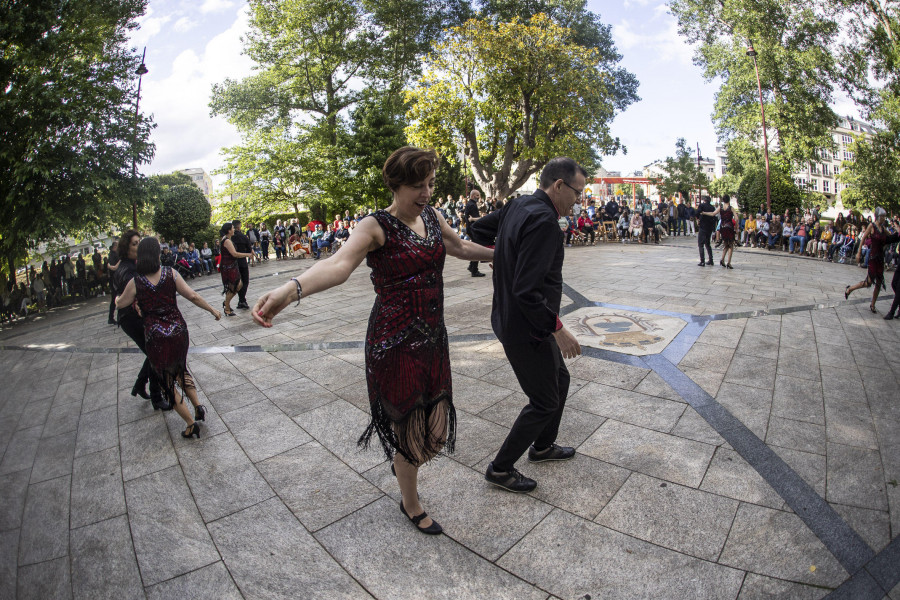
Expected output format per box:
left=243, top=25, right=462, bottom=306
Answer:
left=629, top=211, right=643, bottom=242
left=605, top=199, right=620, bottom=222
left=755, top=217, right=769, bottom=247
left=806, top=224, right=821, bottom=256
left=827, top=229, right=844, bottom=262
left=577, top=213, right=595, bottom=245
left=789, top=222, right=808, bottom=254
left=187, top=243, right=204, bottom=275
left=839, top=229, right=856, bottom=263
left=313, top=225, right=335, bottom=259
left=335, top=219, right=351, bottom=249
left=818, top=226, right=833, bottom=259
left=652, top=210, right=667, bottom=241
left=288, top=231, right=302, bottom=257
left=200, top=242, right=213, bottom=273
left=617, top=211, right=629, bottom=241
left=160, top=245, right=176, bottom=267
left=642, top=210, right=656, bottom=244
left=744, top=214, right=758, bottom=247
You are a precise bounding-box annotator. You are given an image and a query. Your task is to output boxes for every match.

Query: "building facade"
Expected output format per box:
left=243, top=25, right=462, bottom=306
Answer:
left=179, top=168, right=214, bottom=197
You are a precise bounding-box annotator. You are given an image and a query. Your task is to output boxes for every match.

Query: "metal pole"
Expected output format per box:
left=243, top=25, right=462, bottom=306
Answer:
left=131, top=47, right=148, bottom=230
left=696, top=143, right=702, bottom=205
left=747, top=43, right=771, bottom=214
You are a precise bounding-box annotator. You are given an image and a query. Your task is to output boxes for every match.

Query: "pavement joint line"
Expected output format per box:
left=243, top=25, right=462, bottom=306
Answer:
left=640, top=353, right=893, bottom=595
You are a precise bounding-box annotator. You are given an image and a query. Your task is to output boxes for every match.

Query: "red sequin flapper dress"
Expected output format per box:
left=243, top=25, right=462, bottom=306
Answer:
left=134, top=267, right=192, bottom=402
left=219, top=236, right=240, bottom=295
left=359, top=206, right=455, bottom=463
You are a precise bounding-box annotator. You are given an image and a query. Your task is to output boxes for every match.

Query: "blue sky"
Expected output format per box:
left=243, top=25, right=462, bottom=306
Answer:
left=129, top=0, right=855, bottom=188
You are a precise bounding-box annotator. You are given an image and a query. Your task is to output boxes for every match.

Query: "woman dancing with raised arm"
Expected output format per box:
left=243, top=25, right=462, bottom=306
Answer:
left=252, top=147, right=494, bottom=535
left=845, top=207, right=900, bottom=313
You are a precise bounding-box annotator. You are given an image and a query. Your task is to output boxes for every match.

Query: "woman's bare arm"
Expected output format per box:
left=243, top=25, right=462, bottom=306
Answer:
left=115, top=279, right=136, bottom=308
left=173, top=271, right=220, bottom=320
left=436, top=211, right=494, bottom=261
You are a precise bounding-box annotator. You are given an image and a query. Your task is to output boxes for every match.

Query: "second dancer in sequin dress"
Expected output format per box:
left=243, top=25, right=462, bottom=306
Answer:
left=251, top=147, right=494, bottom=535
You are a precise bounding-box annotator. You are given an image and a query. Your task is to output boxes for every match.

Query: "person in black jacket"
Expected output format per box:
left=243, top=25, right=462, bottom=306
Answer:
left=463, top=190, right=485, bottom=276
left=231, top=219, right=252, bottom=308
left=697, top=195, right=716, bottom=266
left=473, top=157, right=584, bottom=493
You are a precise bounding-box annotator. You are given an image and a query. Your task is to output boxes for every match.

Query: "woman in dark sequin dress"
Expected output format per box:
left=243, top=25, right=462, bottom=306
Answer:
left=219, top=223, right=254, bottom=316
left=846, top=207, right=899, bottom=313
left=116, top=237, right=222, bottom=438
left=252, top=147, right=494, bottom=535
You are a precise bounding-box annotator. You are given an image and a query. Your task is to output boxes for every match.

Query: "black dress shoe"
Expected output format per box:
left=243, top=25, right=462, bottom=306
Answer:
left=698, top=262, right=705, bottom=267
left=108, top=318, right=117, bottom=325
left=131, top=383, right=150, bottom=400
left=527, top=443, right=576, bottom=463
left=884, top=313, right=895, bottom=320
left=400, top=500, right=442, bottom=535
left=471, top=271, right=485, bottom=277
left=484, top=462, right=536, bottom=493
left=236, top=302, right=250, bottom=309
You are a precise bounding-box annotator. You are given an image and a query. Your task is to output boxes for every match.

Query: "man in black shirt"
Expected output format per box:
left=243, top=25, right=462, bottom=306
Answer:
left=463, top=190, right=485, bottom=277
left=697, top=194, right=716, bottom=266
left=232, top=219, right=252, bottom=308
left=479, top=157, right=584, bottom=493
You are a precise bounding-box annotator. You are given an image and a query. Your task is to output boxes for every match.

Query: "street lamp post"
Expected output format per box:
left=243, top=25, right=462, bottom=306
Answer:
left=131, top=47, right=148, bottom=230
left=746, top=42, right=771, bottom=214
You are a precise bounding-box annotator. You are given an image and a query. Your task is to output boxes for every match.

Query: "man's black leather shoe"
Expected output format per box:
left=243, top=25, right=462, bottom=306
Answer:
left=485, top=463, right=536, bottom=493
left=236, top=302, right=250, bottom=309
left=471, top=271, right=485, bottom=277
left=528, top=443, right=575, bottom=463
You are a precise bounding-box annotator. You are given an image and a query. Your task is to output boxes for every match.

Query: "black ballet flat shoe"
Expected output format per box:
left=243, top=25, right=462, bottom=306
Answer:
left=400, top=500, right=442, bottom=535
left=194, top=405, right=206, bottom=422
left=844, top=285, right=851, bottom=300
left=181, top=422, right=201, bottom=439
left=131, top=383, right=151, bottom=400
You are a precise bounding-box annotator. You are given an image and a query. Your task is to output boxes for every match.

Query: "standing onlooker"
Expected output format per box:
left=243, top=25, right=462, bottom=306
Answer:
left=697, top=195, right=716, bottom=266
left=479, top=157, right=584, bottom=493
left=231, top=219, right=252, bottom=309
left=107, top=242, right=120, bottom=324
left=464, top=190, right=485, bottom=276
left=260, top=223, right=271, bottom=260
left=116, top=237, right=221, bottom=438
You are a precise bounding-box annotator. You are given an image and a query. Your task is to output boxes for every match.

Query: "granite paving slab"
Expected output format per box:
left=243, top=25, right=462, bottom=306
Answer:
left=17, top=556, right=71, bottom=600
left=256, top=442, right=382, bottom=531
left=671, top=406, right=727, bottom=446
left=736, top=572, right=828, bottom=599
left=119, top=413, right=178, bottom=481
left=700, top=447, right=785, bottom=509
left=567, top=382, right=686, bottom=432
left=70, top=515, right=144, bottom=600
left=316, top=496, right=545, bottom=600
left=262, top=376, right=338, bottom=417
left=144, top=561, right=244, bottom=600
left=771, top=375, right=825, bottom=426
left=719, top=503, right=847, bottom=587
left=765, top=416, right=826, bottom=455
left=30, top=430, right=76, bottom=484
left=70, top=446, right=126, bottom=530
left=209, top=497, right=373, bottom=600
left=579, top=419, right=716, bottom=488
left=715, top=382, right=773, bottom=439
left=0, top=469, right=30, bottom=531
left=0, top=529, right=17, bottom=600
left=292, top=399, right=384, bottom=473
left=124, top=465, right=220, bottom=586
left=498, top=508, right=745, bottom=600
left=73, top=405, right=118, bottom=458
left=596, top=472, right=740, bottom=561
left=176, top=432, right=275, bottom=522
left=18, top=475, right=70, bottom=566
left=449, top=409, right=509, bottom=467
left=220, top=399, right=311, bottom=463
left=16, top=398, right=52, bottom=431
left=0, top=425, right=42, bottom=475
left=831, top=503, right=891, bottom=553
left=477, top=392, right=606, bottom=447
left=826, top=442, right=889, bottom=511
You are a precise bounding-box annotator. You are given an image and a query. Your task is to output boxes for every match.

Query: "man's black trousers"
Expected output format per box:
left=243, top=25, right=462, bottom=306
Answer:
left=117, top=311, right=162, bottom=399
left=698, top=229, right=713, bottom=264
left=237, top=258, right=249, bottom=304
left=492, top=337, right=570, bottom=472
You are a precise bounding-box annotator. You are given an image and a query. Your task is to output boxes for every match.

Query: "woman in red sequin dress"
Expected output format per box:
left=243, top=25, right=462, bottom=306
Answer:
left=116, top=237, right=222, bottom=438
left=219, top=223, right=254, bottom=316
left=252, top=147, right=494, bottom=535
left=846, top=208, right=899, bottom=313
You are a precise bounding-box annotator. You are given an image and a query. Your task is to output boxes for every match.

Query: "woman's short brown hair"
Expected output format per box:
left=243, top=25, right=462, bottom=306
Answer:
left=382, top=146, right=440, bottom=191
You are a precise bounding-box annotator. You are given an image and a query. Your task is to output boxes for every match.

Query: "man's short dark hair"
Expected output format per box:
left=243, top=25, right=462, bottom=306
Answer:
left=232, top=219, right=241, bottom=227
left=539, top=157, right=588, bottom=190
left=136, top=237, right=161, bottom=275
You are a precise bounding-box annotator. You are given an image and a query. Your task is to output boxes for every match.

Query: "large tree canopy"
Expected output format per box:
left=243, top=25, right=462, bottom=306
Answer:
left=0, top=0, right=155, bottom=276
left=405, top=13, right=639, bottom=199
left=669, top=0, right=840, bottom=170
left=654, top=138, right=710, bottom=199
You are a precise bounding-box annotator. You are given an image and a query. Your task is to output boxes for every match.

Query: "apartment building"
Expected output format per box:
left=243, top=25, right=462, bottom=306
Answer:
left=178, top=168, right=214, bottom=197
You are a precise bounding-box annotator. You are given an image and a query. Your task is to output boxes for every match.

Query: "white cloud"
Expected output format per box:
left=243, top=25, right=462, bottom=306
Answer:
left=173, top=16, right=196, bottom=34
left=200, top=0, right=236, bottom=14
left=129, top=6, right=172, bottom=49
left=140, top=7, right=254, bottom=187
left=612, top=17, right=695, bottom=67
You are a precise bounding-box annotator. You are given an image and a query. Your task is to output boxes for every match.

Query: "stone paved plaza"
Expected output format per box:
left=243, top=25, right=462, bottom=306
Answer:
left=1, top=236, right=898, bottom=599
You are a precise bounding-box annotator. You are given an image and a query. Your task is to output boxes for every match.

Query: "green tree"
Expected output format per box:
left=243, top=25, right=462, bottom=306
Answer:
left=709, top=173, right=741, bottom=200
left=151, top=184, right=212, bottom=242
left=669, top=0, right=840, bottom=168
left=738, top=167, right=803, bottom=216
left=0, top=0, right=155, bottom=276
left=434, top=158, right=467, bottom=201
left=838, top=131, right=900, bottom=215
left=406, top=13, right=638, bottom=199
left=655, top=139, right=709, bottom=199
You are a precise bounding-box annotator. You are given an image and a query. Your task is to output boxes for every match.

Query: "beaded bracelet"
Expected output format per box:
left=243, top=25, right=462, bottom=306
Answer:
left=291, top=277, right=303, bottom=306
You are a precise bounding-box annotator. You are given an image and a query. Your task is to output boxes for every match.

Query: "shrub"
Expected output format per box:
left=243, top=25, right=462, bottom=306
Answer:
left=738, top=168, right=803, bottom=216
left=152, top=185, right=212, bottom=242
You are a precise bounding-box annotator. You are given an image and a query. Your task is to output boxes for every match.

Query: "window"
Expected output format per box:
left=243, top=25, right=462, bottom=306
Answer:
left=796, top=178, right=808, bottom=190
left=833, top=165, right=840, bottom=175
left=809, top=179, right=818, bottom=191
left=843, top=151, right=854, bottom=161
left=810, top=163, right=818, bottom=174
left=842, top=135, right=853, bottom=145
left=823, top=180, right=830, bottom=193
left=822, top=164, right=831, bottom=176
